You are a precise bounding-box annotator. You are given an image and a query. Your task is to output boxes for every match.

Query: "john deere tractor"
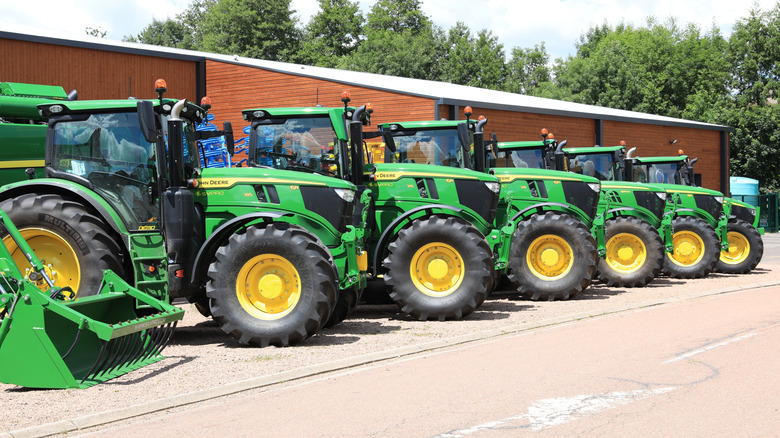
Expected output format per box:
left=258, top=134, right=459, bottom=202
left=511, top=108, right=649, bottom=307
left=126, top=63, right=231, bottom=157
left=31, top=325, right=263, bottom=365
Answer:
left=372, top=110, right=602, bottom=301
left=625, top=149, right=763, bottom=274
left=0, top=80, right=365, bottom=347
left=490, top=134, right=668, bottom=288
left=546, top=140, right=729, bottom=279
left=243, top=94, right=495, bottom=320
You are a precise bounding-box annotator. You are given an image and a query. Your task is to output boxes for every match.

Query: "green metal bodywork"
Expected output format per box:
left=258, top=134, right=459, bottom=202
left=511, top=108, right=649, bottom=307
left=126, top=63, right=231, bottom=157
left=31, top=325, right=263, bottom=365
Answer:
left=0, top=210, right=184, bottom=389
left=375, top=120, right=603, bottom=272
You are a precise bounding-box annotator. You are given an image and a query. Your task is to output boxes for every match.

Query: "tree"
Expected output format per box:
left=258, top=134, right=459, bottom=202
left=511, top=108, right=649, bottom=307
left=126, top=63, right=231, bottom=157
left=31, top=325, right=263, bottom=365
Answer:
left=504, top=43, right=552, bottom=95
left=123, top=18, right=196, bottom=50
left=299, top=0, right=364, bottom=67
left=85, top=26, right=107, bottom=38
left=197, top=0, right=301, bottom=62
left=438, top=23, right=505, bottom=89
left=338, top=0, right=445, bottom=80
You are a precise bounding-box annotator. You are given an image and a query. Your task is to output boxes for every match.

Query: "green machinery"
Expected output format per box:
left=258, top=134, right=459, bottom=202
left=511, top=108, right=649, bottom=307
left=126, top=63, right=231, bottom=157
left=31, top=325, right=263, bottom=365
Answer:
left=552, top=141, right=730, bottom=279
left=625, top=149, right=763, bottom=274
left=243, top=96, right=497, bottom=319
left=371, top=111, right=602, bottom=301
left=0, top=80, right=366, bottom=348
left=490, top=134, right=668, bottom=288
left=0, top=209, right=184, bottom=388
left=0, top=82, right=76, bottom=185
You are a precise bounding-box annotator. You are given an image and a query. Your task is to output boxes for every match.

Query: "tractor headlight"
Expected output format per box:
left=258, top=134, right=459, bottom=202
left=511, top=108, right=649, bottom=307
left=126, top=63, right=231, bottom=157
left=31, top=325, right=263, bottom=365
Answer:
left=655, top=191, right=667, bottom=201
left=714, top=196, right=724, bottom=204
left=749, top=208, right=756, bottom=216
left=588, top=182, right=601, bottom=192
left=484, top=181, right=501, bottom=194
left=333, top=188, right=356, bottom=203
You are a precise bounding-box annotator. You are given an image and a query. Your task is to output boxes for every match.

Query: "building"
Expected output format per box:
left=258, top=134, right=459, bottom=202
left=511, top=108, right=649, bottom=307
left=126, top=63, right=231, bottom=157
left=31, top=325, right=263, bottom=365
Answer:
left=0, top=27, right=732, bottom=192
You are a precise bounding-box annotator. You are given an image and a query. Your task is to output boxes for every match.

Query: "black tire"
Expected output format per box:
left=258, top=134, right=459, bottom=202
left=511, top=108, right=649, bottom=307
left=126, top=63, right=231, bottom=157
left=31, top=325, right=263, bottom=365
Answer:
left=0, top=193, right=124, bottom=296
left=206, top=223, right=337, bottom=347
left=663, top=216, right=719, bottom=279
left=323, top=286, right=360, bottom=328
left=382, top=215, right=492, bottom=321
left=715, top=219, right=763, bottom=274
left=508, top=212, right=598, bottom=301
left=598, top=217, right=664, bottom=288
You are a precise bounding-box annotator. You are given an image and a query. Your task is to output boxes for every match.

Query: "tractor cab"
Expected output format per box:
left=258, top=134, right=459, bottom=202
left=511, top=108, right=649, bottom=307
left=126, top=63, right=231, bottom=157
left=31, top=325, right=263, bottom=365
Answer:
left=624, top=149, right=696, bottom=186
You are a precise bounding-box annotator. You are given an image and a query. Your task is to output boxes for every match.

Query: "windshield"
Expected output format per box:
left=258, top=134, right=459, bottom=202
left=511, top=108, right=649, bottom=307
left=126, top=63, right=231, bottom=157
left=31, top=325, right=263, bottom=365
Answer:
left=567, top=153, right=616, bottom=181
left=492, top=148, right=546, bottom=169
left=252, top=116, right=341, bottom=177
left=633, top=162, right=682, bottom=184
left=51, top=111, right=159, bottom=231
left=386, top=128, right=466, bottom=167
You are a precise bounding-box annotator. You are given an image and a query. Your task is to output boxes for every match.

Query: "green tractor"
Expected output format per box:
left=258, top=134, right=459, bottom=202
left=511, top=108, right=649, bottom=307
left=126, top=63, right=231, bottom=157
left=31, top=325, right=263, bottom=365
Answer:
left=546, top=140, right=729, bottom=279
left=243, top=95, right=496, bottom=319
left=489, top=134, right=668, bottom=288
left=372, top=110, right=602, bottom=301
left=0, top=82, right=78, bottom=185
left=0, top=80, right=366, bottom=347
left=625, top=149, right=763, bottom=274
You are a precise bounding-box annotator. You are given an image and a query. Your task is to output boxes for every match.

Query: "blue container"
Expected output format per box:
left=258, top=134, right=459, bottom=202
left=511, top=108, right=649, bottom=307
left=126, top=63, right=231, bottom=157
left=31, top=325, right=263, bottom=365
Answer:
left=730, top=176, right=759, bottom=207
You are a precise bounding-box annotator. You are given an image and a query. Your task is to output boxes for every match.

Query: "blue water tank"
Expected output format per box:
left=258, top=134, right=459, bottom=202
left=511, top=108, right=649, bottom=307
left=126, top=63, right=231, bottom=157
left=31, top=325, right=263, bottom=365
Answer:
left=730, top=176, right=759, bottom=207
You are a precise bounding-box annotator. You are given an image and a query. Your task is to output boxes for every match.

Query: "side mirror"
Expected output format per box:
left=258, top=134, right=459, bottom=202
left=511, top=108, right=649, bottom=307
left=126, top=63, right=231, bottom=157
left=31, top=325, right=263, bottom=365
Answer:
left=223, top=121, right=235, bottom=156
left=137, top=101, right=157, bottom=143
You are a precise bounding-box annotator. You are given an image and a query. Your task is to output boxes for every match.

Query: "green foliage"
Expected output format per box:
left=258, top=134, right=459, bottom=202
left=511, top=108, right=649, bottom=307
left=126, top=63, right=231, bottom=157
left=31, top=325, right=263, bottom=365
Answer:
left=299, top=0, right=364, bottom=67
left=338, top=0, right=445, bottom=80
left=197, top=0, right=301, bottom=62
left=123, top=18, right=195, bottom=49
left=504, top=43, right=552, bottom=95
left=438, top=23, right=506, bottom=89
left=85, top=27, right=107, bottom=38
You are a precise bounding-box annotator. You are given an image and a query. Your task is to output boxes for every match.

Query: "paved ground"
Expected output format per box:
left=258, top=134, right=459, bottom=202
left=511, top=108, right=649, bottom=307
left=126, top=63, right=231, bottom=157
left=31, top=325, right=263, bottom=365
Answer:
left=2, top=234, right=779, bottom=437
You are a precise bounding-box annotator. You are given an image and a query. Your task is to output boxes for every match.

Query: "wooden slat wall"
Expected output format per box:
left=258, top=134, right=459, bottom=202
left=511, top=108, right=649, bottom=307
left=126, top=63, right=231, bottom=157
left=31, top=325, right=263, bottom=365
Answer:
left=0, top=38, right=197, bottom=101
left=205, top=60, right=436, bottom=136
left=604, top=120, right=723, bottom=191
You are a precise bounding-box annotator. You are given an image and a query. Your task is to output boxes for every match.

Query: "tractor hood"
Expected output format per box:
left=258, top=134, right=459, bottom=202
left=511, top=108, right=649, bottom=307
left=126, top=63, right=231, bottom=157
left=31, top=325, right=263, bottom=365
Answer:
left=369, top=162, right=498, bottom=183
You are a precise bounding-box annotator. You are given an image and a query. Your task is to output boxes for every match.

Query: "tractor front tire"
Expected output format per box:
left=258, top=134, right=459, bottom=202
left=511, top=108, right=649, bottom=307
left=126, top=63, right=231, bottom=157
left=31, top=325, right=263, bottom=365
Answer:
left=508, top=212, right=598, bottom=301
left=598, top=217, right=664, bottom=288
left=206, top=223, right=337, bottom=347
left=383, top=215, right=492, bottom=321
left=663, top=216, right=720, bottom=279
left=715, top=219, right=763, bottom=274
left=0, top=193, right=124, bottom=296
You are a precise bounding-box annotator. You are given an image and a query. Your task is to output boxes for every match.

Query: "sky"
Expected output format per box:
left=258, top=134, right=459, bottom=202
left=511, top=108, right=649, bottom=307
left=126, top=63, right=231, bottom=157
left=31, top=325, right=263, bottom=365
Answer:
left=1, top=0, right=777, bottom=60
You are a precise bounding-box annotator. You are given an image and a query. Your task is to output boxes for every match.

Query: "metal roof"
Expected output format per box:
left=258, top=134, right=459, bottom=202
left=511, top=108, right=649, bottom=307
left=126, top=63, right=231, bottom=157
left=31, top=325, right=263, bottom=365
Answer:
left=1, top=25, right=732, bottom=132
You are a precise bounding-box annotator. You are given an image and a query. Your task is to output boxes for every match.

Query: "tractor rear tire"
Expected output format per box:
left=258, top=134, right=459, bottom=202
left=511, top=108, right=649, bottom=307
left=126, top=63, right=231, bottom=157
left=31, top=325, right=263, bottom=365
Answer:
left=715, top=219, right=763, bottom=274
left=598, top=217, right=664, bottom=288
left=383, top=215, right=492, bottom=321
left=324, top=286, right=360, bottom=328
left=663, top=216, right=719, bottom=279
left=206, top=223, right=337, bottom=347
left=508, top=212, right=598, bottom=301
left=0, top=193, right=124, bottom=296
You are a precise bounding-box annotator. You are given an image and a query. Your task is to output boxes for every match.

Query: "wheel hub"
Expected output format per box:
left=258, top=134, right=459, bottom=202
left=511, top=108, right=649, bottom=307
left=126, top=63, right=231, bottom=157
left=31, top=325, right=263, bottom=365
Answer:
left=410, top=243, right=465, bottom=297
left=2, top=228, right=81, bottom=294
left=527, top=234, right=573, bottom=280
left=669, top=230, right=705, bottom=267
left=605, top=233, right=647, bottom=273
left=236, top=255, right=300, bottom=320
left=720, top=231, right=750, bottom=265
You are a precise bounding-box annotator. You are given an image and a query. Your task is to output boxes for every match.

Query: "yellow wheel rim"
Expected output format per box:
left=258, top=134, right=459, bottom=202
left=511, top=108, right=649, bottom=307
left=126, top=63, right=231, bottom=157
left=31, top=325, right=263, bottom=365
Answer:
left=2, top=228, right=81, bottom=293
left=605, top=233, right=647, bottom=273
left=526, top=234, right=574, bottom=280
left=720, top=231, right=750, bottom=265
left=236, top=254, right=300, bottom=320
left=668, top=230, right=705, bottom=267
left=410, top=242, right=465, bottom=297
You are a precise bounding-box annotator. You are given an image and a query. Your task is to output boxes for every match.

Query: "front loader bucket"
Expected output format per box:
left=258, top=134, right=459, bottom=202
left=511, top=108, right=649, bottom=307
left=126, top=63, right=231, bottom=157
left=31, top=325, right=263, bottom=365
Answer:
left=0, top=210, right=184, bottom=389
left=0, top=271, right=183, bottom=389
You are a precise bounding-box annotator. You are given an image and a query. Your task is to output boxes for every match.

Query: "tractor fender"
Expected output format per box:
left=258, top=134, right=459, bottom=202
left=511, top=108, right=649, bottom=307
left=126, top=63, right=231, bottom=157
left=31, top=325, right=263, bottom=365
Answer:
left=0, top=180, right=129, bottom=237
left=371, top=204, right=463, bottom=276
left=189, top=212, right=290, bottom=285
left=509, top=202, right=589, bottom=226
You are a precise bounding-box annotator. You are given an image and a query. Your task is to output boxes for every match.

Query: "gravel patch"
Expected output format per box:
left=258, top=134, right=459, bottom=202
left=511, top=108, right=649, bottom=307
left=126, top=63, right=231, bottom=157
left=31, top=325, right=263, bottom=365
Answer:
left=2, top=234, right=779, bottom=435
